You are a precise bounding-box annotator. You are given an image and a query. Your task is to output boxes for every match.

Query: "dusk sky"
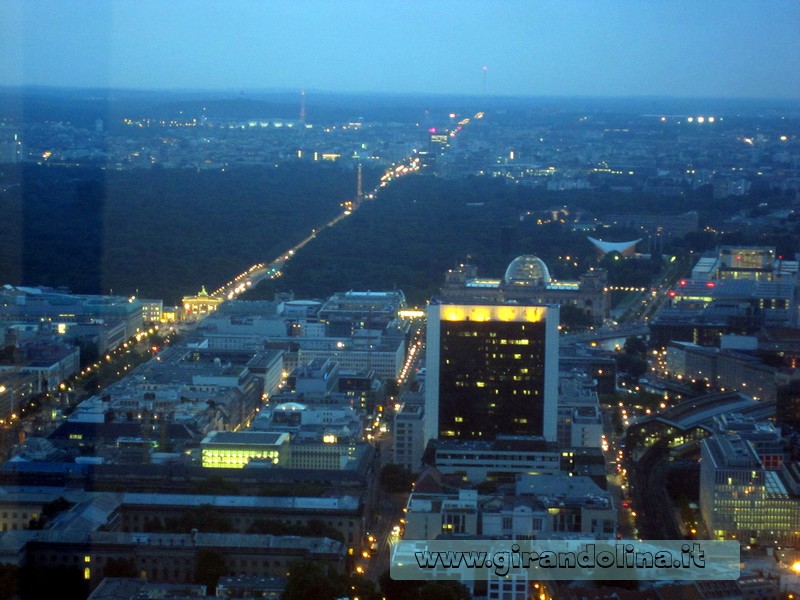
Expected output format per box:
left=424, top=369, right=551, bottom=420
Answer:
left=2, top=0, right=799, bottom=99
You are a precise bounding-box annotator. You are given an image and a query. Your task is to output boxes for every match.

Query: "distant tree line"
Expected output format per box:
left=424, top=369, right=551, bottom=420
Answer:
left=3, top=161, right=795, bottom=308
left=0, top=163, right=369, bottom=304
left=248, top=172, right=797, bottom=306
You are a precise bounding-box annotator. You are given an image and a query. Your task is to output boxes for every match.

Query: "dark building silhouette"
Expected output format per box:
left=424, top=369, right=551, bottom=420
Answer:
left=424, top=302, right=559, bottom=443
left=777, top=381, right=800, bottom=429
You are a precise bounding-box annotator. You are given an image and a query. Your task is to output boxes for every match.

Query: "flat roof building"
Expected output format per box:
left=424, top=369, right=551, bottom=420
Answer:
left=0, top=530, right=343, bottom=590
left=200, top=431, right=289, bottom=469
left=700, top=432, right=800, bottom=546
left=425, top=301, right=559, bottom=443
left=404, top=474, right=615, bottom=541
left=0, top=286, right=144, bottom=341
left=318, top=290, right=406, bottom=336
left=393, top=398, right=425, bottom=473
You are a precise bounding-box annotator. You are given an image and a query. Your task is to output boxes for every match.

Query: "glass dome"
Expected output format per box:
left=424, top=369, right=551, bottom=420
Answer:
left=503, top=255, right=551, bottom=286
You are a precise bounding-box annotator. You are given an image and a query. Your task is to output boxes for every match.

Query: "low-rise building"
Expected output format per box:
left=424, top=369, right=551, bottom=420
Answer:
left=691, top=246, right=798, bottom=283
left=662, top=277, right=796, bottom=328
left=433, top=437, right=563, bottom=483
left=67, top=347, right=265, bottom=433
left=393, top=394, right=426, bottom=473
left=664, top=341, right=779, bottom=401
left=295, top=333, right=404, bottom=382
left=119, top=492, right=363, bottom=544
left=0, top=371, right=37, bottom=421
left=216, top=576, right=286, bottom=600
left=490, top=474, right=616, bottom=539
left=87, top=578, right=209, bottom=600
left=138, top=299, right=164, bottom=324
left=557, top=370, right=603, bottom=449
left=250, top=401, right=362, bottom=441
left=404, top=489, right=479, bottom=539
left=1, top=530, right=344, bottom=590
left=199, top=429, right=370, bottom=472
left=318, top=290, right=406, bottom=336
left=199, top=308, right=287, bottom=351
left=404, top=474, right=615, bottom=541
left=0, top=339, right=80, bottom=392
left=245, top=349, right=285, bottom=401
left=200, top=431, right=289, bottom=469
left=0, top=286, right=144, bottom=341
left=700, top=431, right=800, bottom=546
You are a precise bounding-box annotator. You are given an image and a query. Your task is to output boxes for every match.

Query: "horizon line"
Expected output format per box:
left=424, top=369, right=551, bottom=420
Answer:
left=1, top=84, right=799, bottom=104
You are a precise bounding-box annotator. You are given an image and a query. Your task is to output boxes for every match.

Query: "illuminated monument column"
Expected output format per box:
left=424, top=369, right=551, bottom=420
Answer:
left=424, top=302, right=559, bottom=444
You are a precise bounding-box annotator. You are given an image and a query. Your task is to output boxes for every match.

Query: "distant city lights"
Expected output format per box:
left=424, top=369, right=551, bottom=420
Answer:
left=681, top=115, right=716, bottom=124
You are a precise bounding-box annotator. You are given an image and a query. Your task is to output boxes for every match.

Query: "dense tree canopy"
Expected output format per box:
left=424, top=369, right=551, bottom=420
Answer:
left=282, top=560, right=349, bottom=600
left=255, top=174, right=603, bottom=305
left=0, top=163, right=362, bottom=303
left=3, top=162, right=795, bottom=308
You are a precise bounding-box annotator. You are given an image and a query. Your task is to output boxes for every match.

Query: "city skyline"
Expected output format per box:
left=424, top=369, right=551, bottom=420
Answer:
left=1, top=0, right=799, bottom=99
left=1, top=81, right=800, bottom=593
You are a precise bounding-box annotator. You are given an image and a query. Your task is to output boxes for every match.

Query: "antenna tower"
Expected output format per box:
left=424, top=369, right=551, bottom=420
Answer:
left=357, top=163, right=363, bottom=204
left=300, top=89, right=306, bottom=124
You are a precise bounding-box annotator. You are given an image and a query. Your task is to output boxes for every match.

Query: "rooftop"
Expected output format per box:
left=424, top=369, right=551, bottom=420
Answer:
left=121, top=492, right=360, bottom=512
left=2, top=530, right=345, bottom=553
left=201, top=431, right=289, bottom=447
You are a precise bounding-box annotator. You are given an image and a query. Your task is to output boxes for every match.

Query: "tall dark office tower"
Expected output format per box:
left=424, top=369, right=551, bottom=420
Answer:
left=777, top=381, right=800, bottom=429
left=424, top=302, right=559, bottom=443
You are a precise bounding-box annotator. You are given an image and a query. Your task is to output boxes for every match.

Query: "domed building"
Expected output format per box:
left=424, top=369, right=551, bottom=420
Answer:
left=504, top=255, right=551, bottom=287
left=440, top=255, right=609, bottom=323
